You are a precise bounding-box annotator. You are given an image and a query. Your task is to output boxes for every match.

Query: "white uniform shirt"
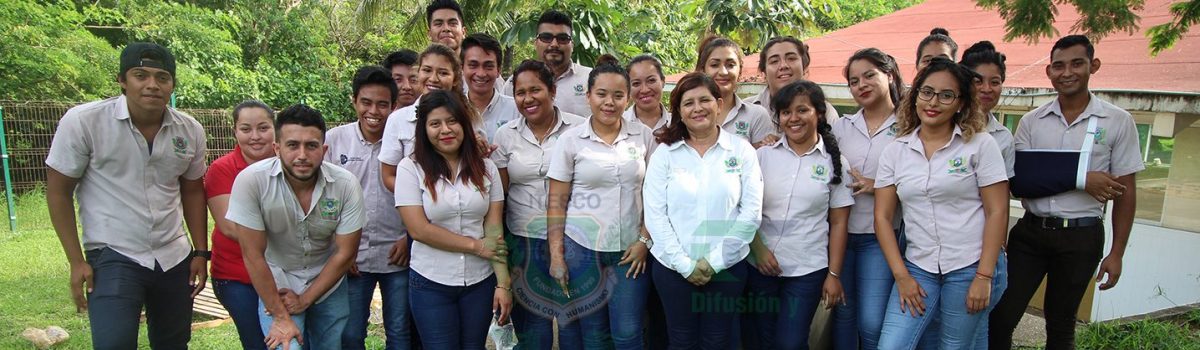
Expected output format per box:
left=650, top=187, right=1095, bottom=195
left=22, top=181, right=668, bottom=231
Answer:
left=45, top=95, right=207, bottom=270
left=491, top=110, right=587, bottom=239
left=1014, top=94, right=1145, bottom=219
left=547, top=119, right=657, bottom=252
left=503, top=63, right=593, bottom=117
left=379, top=103, right=419, bottom=166
left=986, top=113, right=1016, bottom=178
left=470, top=89, right=520, bottom=141
left=394, top=158, right=504, bottom=286
left=756, top=137, right=855, bottom=277
left=745, top=89, right=842, bottom=124
left=830, top=109, right=901, bottom=234
left=325, top=122, right=406, bottom=273
left=875, top=127, right=1008, bottom=274
left=225, top=159, right=367, bottom=302
left=721, top=96, right=775, bottom=144
left=623, top=105, right=670, bottom=132
left=644, top=130, right=764, bottom=277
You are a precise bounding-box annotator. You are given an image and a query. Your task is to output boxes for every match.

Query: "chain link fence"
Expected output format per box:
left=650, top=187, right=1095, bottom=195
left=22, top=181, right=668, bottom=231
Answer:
left=0, top=100, right=321, bottom=192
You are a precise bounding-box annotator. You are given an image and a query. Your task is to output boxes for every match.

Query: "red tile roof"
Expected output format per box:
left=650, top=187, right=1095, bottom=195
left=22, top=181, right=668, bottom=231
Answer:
left=669, top=0, right=1200, bottom=92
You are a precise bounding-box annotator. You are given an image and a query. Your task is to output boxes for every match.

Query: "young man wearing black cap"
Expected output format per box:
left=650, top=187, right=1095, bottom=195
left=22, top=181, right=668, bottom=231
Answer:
left=45, top=42, right=209, bottom=348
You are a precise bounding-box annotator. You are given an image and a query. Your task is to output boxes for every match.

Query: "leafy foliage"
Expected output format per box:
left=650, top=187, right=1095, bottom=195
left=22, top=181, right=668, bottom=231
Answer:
left=977, top=0, right=1200, bottom=56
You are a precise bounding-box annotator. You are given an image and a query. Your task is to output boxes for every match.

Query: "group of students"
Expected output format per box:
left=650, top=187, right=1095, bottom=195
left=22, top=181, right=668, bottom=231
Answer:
left=47, top=0, right=1142, bottom=349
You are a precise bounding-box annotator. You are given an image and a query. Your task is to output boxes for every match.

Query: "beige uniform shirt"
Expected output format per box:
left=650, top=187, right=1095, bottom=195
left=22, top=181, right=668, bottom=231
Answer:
left=721, top=96, right=776, bottom=144
left=756, top=137, right=855, bottom=277
left=986, top=114, right=1016, bottom=178
left=830, top=109, right=901, bottom=234
left=394, top=158, right=504, bottom=286
left=226, top=159, right=367, bottom=302
left=45, top=95, right=207, bottom=270
left=547, top=119, right=657, bottom=252
left=876, top=127, right=1008, bottom=274
left=623, top=105, right=670, bottom=132
left=1014, top=94, right=1145, bottom=219
left=325, top=122, right=406, bottom=274
left=491, top=110, right=587, bottom=239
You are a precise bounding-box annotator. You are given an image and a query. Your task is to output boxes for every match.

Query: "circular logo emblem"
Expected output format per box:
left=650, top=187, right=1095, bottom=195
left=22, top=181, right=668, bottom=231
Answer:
left=511, top=215, right=614, bottom=323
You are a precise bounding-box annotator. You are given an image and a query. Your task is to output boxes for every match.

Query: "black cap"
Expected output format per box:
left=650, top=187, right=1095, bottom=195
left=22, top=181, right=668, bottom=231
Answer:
left=119, top=42, right=176, bottom=78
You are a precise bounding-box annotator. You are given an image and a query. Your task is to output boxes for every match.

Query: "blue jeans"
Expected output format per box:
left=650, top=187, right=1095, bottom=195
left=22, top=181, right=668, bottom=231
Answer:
left=833, top=231, right=899, bottom=350
left=652, top=258, right=749, bottom=350
left=876, top=257, right=1007, bottom=350
left=408, top=270, right=495, bottom=350
left=742, top=267, right=827, bottom=350
left=213, top=279, right=266, bottom=350
left=257, top=280, right=350, bottom=350
left=561, top=236, right=651, bottom=350
left=342, top=270, right=410, bottom=350
left=507, top=235, right=583, bottom=350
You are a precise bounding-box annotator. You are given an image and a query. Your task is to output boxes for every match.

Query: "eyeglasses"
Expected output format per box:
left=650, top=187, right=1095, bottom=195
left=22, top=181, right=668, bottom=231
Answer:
left=536, top=33, right=572, bottom=44
left=916, top=87, right=958, bottom=105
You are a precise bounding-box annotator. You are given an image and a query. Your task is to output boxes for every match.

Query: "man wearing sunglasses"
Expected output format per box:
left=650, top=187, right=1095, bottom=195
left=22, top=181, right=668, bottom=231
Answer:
left=503, top=10, right=593, bottom=117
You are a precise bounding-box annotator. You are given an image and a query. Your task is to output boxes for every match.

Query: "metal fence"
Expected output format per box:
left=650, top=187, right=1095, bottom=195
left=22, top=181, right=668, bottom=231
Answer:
left=1, top=100, right=252, bottom=192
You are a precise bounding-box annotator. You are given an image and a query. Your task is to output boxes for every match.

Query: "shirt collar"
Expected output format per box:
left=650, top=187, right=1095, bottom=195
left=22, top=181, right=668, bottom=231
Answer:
left=511, top=108, right=576, bottom=134
left=896, top=125, right=965, bottom=152
left=721, top=95, right=748, bottom=127
left=114, top=94, right=177, bottom=126
left=985, top=113, right=1007, bottom=133
left=754, top=89, right=772, bottom=108
left=1038, top=92, right=1107, bottom=122
left=578, top=117, right=643, bottom=142
left=469, top=87, right=504, bottom=113
left=348, top=121, right=374, bottom=144
left=771, top=135, right=828, bottom=157
left=231, top=145, right=250, bottom=169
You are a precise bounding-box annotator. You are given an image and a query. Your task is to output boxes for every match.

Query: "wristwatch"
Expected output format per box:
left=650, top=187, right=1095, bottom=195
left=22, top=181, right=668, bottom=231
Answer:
left=191, top=250, right=212, bottom=260
left=638, top=236, right=654, bottom=249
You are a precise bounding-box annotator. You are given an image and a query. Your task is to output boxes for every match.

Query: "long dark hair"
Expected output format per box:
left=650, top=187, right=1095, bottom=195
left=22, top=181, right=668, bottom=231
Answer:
left=658, top=72, right=720, bottom=145
left=897, top=57, right=986, bottom=141
left=959, top=41, right=1007, bottom=81
left=412, top=90, right=490, bottom=201
left=694, top=35, right=742, bottom=73
left=843, top=48, right=905, bottom=109
left=771, top=80, right=843, bottom=185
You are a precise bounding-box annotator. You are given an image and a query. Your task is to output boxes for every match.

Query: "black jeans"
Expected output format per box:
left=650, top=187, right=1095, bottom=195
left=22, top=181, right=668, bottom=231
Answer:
left=988, top=217, right=1104, bottom=350
left=86, top=247, right=193, bottom=349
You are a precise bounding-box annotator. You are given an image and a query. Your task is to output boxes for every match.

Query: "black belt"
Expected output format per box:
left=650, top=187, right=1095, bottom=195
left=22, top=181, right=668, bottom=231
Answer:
left=1024, top=212, right=1102, bottom=230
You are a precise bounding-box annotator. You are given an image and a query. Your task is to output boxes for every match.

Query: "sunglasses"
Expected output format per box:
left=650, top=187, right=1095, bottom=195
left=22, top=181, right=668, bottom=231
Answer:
left=536, top=33, right=573, bottom=44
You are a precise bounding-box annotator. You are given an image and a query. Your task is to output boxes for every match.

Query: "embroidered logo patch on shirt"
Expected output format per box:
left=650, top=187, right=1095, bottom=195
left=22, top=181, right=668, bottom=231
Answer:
left=1094, top=127, right=1107, bottom=145
left=811, top=164, right=829, bottom=182
left=725, top=156, right=741, bottom=173
left=947, top=156, right=969, bottom=175
left=574, top=84, right=585, bottom=95
left=320, top=198, right=340, bottom=220
left=886, top=124, right=898, bottom=136
left=172, top=136, right=188, bottom=156
left=735, top=121, right=750, bottom=136
left=626, top=145, right=640, bottom=160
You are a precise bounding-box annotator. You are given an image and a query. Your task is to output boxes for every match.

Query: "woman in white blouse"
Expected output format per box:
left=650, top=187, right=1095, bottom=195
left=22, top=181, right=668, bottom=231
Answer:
left=394, top=90, right=512, bottom=350
left=744, top=81, right=852, bottom=350
left=873, top=57, right=1009, bottom=349
left=643, top=71, right=764, bottom=350
left=491, top=60, right=586, bottom=350
left=545, top=56, right=657, bottom=350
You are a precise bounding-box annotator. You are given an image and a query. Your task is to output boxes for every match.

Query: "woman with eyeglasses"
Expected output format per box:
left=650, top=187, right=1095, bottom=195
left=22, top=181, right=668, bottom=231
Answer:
left=873, top=57, right=1009, bottom=349
left=828, top=47, right=905, bottom=350
left=695, top=36, right=778, bottom=148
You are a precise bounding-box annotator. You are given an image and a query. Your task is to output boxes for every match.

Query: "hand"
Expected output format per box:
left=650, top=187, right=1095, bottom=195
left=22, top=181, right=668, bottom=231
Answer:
left=686, top=265, right=711, bottom=286
left=388, top=236, right=410, bottom=267
left=474, top=236, right=508, bottom=263
left=349, top=264, right=360, bottom=277
left=847, top=168, right=876, bottom=196
left=493, top=287, right=513, bottom=325
left=1096, top=254, right=1123, bottom=290
left=189, top=257, right=208, bottom=298
left=264, top=316, right=303, bottom=349
left=1085, top=171, right=1125, bottom=202
left=822, top=275, right=845, bottom=310
left=477, top=133, right=498, bottom=158
left=750, top=245, right=782, bottom=276
left=967, top=277, right=992, bottom=314
left=752, top=134, right=781, bottom=148
left=549, top=250, right=570, bottom=298
left=619, top=240, right=649, bottom=279
left=279, top=289, right=310, bottom=315
left=896, top=275, right=927, bottom=317
left=696, top=258, right=715, bottom=278
left=69, top=262, right=94, bottom=312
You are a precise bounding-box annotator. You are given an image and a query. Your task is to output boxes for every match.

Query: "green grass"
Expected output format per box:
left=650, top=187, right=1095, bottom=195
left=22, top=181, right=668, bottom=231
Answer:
left=0, top=189, right=387, bottom=349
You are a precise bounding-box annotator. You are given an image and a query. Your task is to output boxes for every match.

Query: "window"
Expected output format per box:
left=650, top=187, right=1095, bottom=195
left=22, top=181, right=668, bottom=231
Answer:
left=1141, top=113, right=1200, bottom=233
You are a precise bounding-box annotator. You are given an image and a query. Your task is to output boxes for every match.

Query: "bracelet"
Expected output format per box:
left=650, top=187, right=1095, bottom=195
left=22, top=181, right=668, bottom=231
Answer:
left=975, top=272, right=994, bottom=280
left=496, top=285, right=511, bottom=292
left=828, top=270, right=841, bottom=279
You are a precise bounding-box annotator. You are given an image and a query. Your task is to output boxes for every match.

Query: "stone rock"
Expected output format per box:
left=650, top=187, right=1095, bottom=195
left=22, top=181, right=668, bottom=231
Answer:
left=21, top=326, right=69, bottom=349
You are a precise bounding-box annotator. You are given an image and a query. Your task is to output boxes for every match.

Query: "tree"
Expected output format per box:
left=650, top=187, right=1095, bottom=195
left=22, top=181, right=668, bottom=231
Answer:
left=977, top=0, right=1200, bottom=56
